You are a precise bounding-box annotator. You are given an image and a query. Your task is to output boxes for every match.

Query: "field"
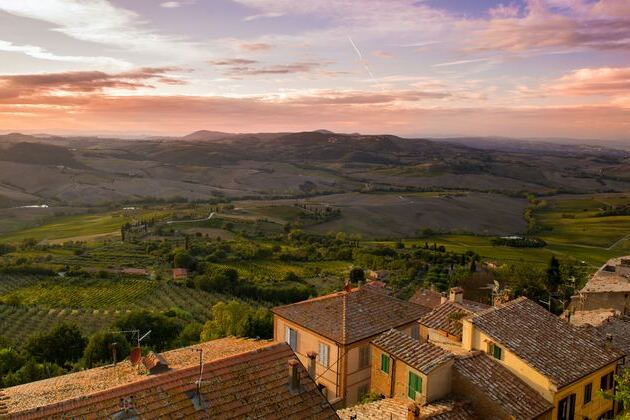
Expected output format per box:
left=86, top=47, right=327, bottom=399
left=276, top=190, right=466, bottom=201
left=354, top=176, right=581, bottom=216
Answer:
left=0, top=274, right=234, bottom=343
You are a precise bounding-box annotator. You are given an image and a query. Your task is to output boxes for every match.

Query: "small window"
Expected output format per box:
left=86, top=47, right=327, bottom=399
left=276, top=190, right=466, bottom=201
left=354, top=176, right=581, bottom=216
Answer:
left=411, top=324, right=420, bottom=340
left=285, top=327, right=297, bottom=351
left=359, top=346, right=370, bottom=369
left=408, top=371, right=422, bottom=400
left=600, top=372, right=614, bottom=391
left=558, top=393, right=576, bottom=420
left=489, top=343, right=502, bottom=360
left=380, top=354, right=390, bottom=374
left=583, top=383, right=592, bottom=405
left=318, top=342, right=330, bottom=367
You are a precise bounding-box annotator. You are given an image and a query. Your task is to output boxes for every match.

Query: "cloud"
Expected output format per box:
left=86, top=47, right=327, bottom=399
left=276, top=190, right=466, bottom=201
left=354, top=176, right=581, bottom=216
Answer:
left=468, top=0, right=630, bottom=52
left=372, top=50, right=393, bottom=58
left=243, top=12, right=285, bottom=21
left=209, top=58, right=259, bottom=66
left=280, top=89, right=451, bottom=105
left=160, top=1, right=196, bottom=8
left=0, top=40, right=130, bottom=68
left=218, top=61, right=324, bottom=77
left=521, top=67, right=630, bottom=98
left=432, top=58, right=492, bottom=68
left=0, top=0, right=199, bottom=57
left=0, top=67, right=184, bottom=101
left=239, top=42, right=274, bottom=52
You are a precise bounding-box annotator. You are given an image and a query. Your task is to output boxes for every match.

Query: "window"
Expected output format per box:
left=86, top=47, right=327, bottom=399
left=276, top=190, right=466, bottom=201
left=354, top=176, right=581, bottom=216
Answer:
left=359, top=346, right=370, bottom=369
left=408, top=371, right=422, bottom=400
left=411, top=324, right=420, bottom=340
left=557, top=393, right=575, bottom=420
left=489, top=343, right=502, bottom=360
left=380, top=354, right=390, bottom=374
left=318, top=342, right=330, bottom=367
left=583, top=383, right=592, bottom=405
left=285, top=326, right=297, bottom=351
left=600, top=372, right=614, bottom=391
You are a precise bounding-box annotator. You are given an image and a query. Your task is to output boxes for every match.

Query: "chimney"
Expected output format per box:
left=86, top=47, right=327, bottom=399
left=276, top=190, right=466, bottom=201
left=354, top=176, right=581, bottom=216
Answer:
left=449, top=287, right=464, bottom=304
left=606, top=333, right=614, bottom=348
left=440, top=293, right=447, bottom=304
left=288, top=358, right=301, bottom=393
left=306, top=351, right=318, bottom=379
left=344, top=279, right=352, bottom=292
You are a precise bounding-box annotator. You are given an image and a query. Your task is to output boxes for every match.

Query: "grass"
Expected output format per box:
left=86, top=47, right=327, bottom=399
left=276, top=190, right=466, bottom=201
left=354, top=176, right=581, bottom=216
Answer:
left=0, top=209, right=170, bottom=244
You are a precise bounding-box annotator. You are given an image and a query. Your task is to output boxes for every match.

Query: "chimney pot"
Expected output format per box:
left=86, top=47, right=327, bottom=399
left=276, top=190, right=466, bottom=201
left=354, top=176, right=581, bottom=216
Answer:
left=306, top=351, right=318, bottom=379
left=449, top=287, right=464, bottom=304
left=288, top=358, right=300, bottom=392
left=440, top=293, right=447, bottom=304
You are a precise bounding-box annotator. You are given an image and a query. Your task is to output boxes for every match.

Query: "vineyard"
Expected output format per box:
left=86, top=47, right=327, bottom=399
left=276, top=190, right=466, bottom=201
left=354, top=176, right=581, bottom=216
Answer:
left=0, top=275, right=235, bottom=344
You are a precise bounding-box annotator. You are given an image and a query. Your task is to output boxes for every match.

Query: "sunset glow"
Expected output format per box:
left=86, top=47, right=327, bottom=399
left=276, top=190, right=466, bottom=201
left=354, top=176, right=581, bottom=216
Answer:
left=1, top=0, right=629, bottom=139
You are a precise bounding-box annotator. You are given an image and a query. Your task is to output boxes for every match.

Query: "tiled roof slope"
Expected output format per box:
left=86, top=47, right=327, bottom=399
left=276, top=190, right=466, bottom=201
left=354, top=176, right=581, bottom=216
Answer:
left=454, top=352, right=552, bottom=420
left=410, top=289, right=489, bottom=312
left=470, top=297, right=625, bottom=388
left=419, top=301, right=482, bottom=337
left=273, top=286, right=429, bottom=344
left=4, top=339, right=338, bottom=420
left=372, top=329, right=453, bottom=374
left=337, top=398, right=476, bottom=420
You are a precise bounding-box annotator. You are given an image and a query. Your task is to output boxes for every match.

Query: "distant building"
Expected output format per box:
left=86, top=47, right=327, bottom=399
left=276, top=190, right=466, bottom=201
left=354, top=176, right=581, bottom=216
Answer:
left=1, top=337, right=337, bottom=419
left=570, top=255, right=630, bottom=315
left=272, top=284, right=429, bottom=407
left=172, top=268, right=188, bottom=282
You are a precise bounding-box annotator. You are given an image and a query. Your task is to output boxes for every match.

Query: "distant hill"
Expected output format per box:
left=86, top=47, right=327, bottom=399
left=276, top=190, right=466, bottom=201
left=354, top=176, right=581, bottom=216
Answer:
left=181, top=130, right=236, bottom=141
left=0, top=142, right=86, bottom=168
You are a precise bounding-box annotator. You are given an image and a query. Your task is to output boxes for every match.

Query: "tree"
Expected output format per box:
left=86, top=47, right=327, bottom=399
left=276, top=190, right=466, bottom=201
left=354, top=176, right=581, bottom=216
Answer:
left=83, top=332, right=131, bottom=368
left=0, top=348, right=26, bottom=375
left=349, top=267, right=365, bottom=283
left=25, top=323, right=87, bottom=367
left=1, top=360, right=64, bottom=388
left=546, top=256, right=562, bottom=293
left=176, top=322, right=203, bottom=347
left=200, top=301, right=272, bottom=341
left=113, top=310, right=182, bottom=351
left=601, top=368, right=630, bottom=419
left=173, top=250, right=195, bottom=270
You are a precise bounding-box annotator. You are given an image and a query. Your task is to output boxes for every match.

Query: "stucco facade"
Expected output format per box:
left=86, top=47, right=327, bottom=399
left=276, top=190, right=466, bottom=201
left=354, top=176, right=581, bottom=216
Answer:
left=274, top=314, right=419, bottom=407
left=462, top=317, right=619, bottom=420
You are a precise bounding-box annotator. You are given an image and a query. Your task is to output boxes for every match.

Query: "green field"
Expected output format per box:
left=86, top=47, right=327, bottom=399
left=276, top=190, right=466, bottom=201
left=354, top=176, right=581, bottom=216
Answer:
left=1, top=210, right=169, bottom=243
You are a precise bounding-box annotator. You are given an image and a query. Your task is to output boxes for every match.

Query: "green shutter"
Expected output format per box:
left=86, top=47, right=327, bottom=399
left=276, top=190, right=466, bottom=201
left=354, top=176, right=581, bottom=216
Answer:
left=408, top=372, right=422, bottom=400
left=380, top=354, right=390, bottom=373
left=492, top=344, right=502, bottom=360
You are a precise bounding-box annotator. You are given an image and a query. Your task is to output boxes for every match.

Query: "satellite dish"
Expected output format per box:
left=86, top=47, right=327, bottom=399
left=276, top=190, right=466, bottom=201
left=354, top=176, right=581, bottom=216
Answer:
left=130, top=347, right=142, bottom=365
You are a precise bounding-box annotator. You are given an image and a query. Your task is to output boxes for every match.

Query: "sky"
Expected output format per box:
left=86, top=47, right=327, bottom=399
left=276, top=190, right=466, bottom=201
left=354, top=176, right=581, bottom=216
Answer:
left=0, top=0, right=629, bottom=139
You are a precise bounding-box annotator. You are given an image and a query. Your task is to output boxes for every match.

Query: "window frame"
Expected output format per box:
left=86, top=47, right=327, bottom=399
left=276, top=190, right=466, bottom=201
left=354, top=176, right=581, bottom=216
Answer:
left=407, top=371, right=422, bottom=401
left=557, top=393, right=576, bottom=420
left=380, top=353, right=390, bottom=374
left=600, top=372, right=614, bottom=391
left=583, top=383, right=592, bottom=405
left=359, top=345, right=370, bottom=369
left=318, top=342, right=330, bottom=367
left=489, top=342, right=502, bottom=360
left=285, top=326, right=297, bottom=351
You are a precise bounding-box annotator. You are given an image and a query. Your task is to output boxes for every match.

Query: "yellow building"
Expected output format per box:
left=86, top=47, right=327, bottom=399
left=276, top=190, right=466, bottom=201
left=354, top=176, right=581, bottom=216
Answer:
left=462, top=297, right=625, bottom=420
left=272, top=283, right=429, bottom=407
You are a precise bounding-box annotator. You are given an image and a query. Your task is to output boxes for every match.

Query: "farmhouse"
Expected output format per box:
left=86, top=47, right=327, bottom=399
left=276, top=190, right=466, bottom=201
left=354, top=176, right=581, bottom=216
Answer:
left=1, top=337, right=337, bottom=419
left=272, top=282, right=429, bottom=407
left=569, top=255, right=630, bottom=315
left=172, top=267, right=188, bottom=282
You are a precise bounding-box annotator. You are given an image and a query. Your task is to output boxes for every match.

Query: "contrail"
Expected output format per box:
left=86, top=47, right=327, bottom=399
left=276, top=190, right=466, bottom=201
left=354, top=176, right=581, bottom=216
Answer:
left=348, top=35, right=375, bottom=80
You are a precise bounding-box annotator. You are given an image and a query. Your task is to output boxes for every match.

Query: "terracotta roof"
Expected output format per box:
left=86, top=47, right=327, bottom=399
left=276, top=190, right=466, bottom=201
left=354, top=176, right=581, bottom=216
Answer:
left=409, top=288, right=443, bottom=309
left=337, top=398, right=476, bottom=420
left=4, top=338, right=338, bottom=419
left=0, top=391, right=8, bottom=416
left=273, top=286, right=429, bottom=345
left=419, top=302, right=477, bottom=337
left=588, top=315, right=630, bottom=367
left=454, top=352, right=552, bottom=420
left=580, top=256, right=630, bottom=293
left=469, top=297, right=625, bottom=388
left=372, top=329, right=453, bottom=374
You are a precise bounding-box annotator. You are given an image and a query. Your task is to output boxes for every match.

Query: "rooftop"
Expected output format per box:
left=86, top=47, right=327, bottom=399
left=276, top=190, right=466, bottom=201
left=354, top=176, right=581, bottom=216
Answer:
left=469, top=297, right=625, bottom=388
left=419, top=301, right=486, bottom=338
left=454, top=352, right=553, bottom=420
left=4, top=338, right=338, bottom=419
left=410, top=288, right=489, bottom=312
left=580, top=256, right=630, bottom=293
left=273, top=286, right=429, bottom=345
left=372, top=329, right=453, bottom=375
left=337, top=397, right=475, bottom=420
